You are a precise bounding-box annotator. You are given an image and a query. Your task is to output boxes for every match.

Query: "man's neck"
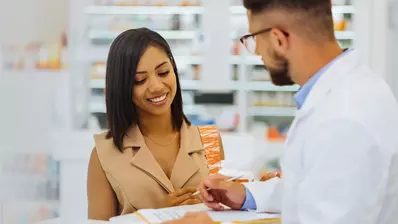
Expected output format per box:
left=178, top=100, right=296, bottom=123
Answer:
left=294, top=42, right=344, bottom=86
left=138, top=111, right=175, bottom=137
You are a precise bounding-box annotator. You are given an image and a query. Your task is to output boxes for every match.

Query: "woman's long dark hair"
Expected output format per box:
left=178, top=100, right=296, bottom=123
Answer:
left=105, top=28, right=190, bottom=151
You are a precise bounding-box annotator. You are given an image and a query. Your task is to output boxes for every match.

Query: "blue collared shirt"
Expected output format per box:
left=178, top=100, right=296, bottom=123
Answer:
left=241, top=48, right=352, bottom=210
left=294, top=48, right=352, bottom=109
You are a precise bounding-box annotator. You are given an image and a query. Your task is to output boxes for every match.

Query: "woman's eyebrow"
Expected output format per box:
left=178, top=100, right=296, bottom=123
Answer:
left=136, top=61, right=168, bottom=74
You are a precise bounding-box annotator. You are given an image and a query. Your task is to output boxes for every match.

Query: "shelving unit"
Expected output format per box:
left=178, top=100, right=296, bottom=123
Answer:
left=0, top=68, right=64, bottom=223
left=73, top=0, right=357, bottom=136
left=89, top=30, right=199, bottom=40
left=84, top=5, right=356, bottom=15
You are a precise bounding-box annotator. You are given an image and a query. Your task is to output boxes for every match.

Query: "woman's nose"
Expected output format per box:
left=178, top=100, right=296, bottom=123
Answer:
left=148, top=77, right=164, bottom=92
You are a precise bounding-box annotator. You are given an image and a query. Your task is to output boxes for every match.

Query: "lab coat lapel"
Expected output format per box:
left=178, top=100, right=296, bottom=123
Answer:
left=125, top=125, right=175, bottom=193
left=286, top=49, right=361, bottom=147
left=299, top=49, right=361, bottom=113
left=170, top=122, right=202, bottom=190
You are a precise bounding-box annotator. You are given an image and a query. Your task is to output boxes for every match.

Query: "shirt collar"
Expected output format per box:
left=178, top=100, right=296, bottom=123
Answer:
left=293, top=48, right=352, bottom=109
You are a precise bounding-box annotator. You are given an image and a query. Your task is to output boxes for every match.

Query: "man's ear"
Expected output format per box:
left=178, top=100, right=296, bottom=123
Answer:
left=270, top=28, right=289, bottom=55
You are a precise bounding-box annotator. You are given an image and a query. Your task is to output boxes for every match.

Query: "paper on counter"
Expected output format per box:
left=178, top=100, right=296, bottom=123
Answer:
left=127, top=204, right=279, bottom=223
left=109, top=213, right=147, bottom=224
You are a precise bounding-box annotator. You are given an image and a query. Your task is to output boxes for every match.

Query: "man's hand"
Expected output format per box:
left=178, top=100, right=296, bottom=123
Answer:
left=197, top=175, right=246, bottom=211
left=163, top=212, right=215, bottom=224
left=259, top=171, right=281, bottom=181
left=164, top=187, right=201, bottom=207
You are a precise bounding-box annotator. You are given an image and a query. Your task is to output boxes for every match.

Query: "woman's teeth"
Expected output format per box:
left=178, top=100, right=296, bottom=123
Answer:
left=149, top=94, right=167, bottom=102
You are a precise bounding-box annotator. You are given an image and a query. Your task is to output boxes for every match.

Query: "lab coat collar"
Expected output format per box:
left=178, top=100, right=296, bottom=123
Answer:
left=296, top=49, right=361, bottom=119
left=285, top=49, right=361, bottom=147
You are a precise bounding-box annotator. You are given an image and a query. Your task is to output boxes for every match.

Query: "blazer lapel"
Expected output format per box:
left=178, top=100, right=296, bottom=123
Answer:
left=124, top=125, right=175, bottom=193
left=170, top=122, right=202, bottom=190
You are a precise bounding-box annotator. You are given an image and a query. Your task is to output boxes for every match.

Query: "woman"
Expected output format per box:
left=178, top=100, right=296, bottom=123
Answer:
left=87, top=28, right=225, bottom=221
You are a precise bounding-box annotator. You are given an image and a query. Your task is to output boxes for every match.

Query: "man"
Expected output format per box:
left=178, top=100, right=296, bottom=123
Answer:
left=167, top=0, right=398, bottom=223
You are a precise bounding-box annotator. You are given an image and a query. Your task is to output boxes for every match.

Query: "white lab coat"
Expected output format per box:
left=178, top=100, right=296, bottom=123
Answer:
left=244, top=49, right=398, bottom=224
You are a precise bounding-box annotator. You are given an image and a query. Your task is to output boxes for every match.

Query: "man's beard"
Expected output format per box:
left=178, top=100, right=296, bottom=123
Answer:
left=266, top=49, right=295, bottom=86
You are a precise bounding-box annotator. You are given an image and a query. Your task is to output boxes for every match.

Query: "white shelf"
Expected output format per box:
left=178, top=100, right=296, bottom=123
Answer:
left=86, top=5, right=203, bottom=15
left=82, top=3, right=356, bottom=133
left=332, top=5, right=355, bottom=14
left=89, top=30, right=197, bottom=40
left=90, top=79, right=299, bottom=92
left=90, top=79, right=105, bottom=89
left=174, top=56, right=203, bottom=65
left=90, top=96, right=106, bottom=113
left=89, top=96, right=204, bottom=115
left=86, top=5, right=355, bottom=15
left=90, top=79, right=204, bottom=90
left=248, top=106, right=296, bottom=117
left=247, top=81, right=299, bottom=92
left=244, top=56, right=263, bottom=65
left=180, top=79, right=201, bottom=90
left=88, top=30, right=353, bottom=42
left=231, top=5, right=355, bottom=14
left=175, top=56, right=263, bottom=65
left=335, top=31, right=354, bottom=39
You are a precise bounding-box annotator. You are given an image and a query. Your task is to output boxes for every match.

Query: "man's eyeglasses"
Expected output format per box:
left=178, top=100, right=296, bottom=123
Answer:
left=239, top=28, right=289, bottom=54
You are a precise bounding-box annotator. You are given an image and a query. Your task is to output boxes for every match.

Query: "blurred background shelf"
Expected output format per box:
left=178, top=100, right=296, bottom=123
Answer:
left=85, top=5, right=355, bottom=15
left=248, top=106, right=297, bottom=117
left=69, top=0, right=357, bottom=135
left=89, top=78, right=300, bottom=92
left=89, top=30, right=198, bottom=40
left=1, top=0, right=388, bottom=223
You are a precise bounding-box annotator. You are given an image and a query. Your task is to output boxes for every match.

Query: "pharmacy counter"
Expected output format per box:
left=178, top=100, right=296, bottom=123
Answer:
left=51, top=130, right=97, bottom=222
left=51, top=130, right=285, bottom=222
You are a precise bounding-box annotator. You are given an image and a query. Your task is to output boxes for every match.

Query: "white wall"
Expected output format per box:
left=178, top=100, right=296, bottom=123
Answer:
left=385, top=0, right=398, bottom=98
left=367, top=0, right=398, bottom=99
left=0, top=0, right=69, bottom=45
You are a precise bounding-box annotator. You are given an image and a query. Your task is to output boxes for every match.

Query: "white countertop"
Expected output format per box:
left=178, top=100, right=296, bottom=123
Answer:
left=37, top=218, right=109, bottom=224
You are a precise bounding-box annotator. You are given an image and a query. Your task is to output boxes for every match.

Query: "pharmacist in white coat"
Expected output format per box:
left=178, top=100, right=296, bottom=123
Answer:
left=166, top=0, right=398, bottom=224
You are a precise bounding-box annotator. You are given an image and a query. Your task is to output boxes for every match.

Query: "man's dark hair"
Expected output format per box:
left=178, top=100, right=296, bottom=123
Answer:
left=243, top=0, right=335, bottom=41
left=105, top=28, right=190, bottom=151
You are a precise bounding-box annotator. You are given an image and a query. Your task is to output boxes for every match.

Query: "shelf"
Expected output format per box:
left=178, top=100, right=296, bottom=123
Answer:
left=332, top=5, right=355, bottom=14
left=90, top=79, right=204, bottom=90
left=231, top=5, right=355, bottom=14
left=335, top=31, right=354, bottom=39
left=90, top=79, right=105, bottom=89
left=175, top=56, right=263, bottom=65
left=86, top=5, right=203, bottom=15
left=88, top=29, right=353, bottom=43
left=90, top=79, right=299, bottom=92
left=90, top=100, right=297, bottom=117
left=89, top=30, right=197, bottom=40
left=90, top=99, right=106, bottom=113
left=89, top=96, right=204, bottom=115
left=248, top=106, right=296, bottom=117
left=243, top=56, right=263, bottom=65
left=248, top=81, right=299, bottom=92
left=86, top=5, right=355, bottom=15
left=80, top=52, right=262, bottom=65
left=180, top=79, right=201, bottom=90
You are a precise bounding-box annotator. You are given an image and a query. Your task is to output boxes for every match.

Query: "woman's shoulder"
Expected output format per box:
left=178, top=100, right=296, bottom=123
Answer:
left=93, top=130, right=109, bottom=141
left=93, top=130, right=112, bottom=146
left=93, top=131, right=119, bottom=156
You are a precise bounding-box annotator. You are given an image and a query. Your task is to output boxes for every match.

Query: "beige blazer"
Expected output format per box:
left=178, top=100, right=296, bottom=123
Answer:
left=94, top=122, right=212, bottom=215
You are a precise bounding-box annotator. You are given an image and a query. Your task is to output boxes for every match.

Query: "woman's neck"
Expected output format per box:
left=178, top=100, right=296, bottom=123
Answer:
left=138, top=111, right=175, bottom=137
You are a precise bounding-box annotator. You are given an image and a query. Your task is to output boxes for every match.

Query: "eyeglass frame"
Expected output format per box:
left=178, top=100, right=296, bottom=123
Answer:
left=239, top=28, right=290, bottom=53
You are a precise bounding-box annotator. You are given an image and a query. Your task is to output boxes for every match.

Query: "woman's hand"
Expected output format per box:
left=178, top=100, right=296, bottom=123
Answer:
left=164, top=187, right=202, bottom=207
